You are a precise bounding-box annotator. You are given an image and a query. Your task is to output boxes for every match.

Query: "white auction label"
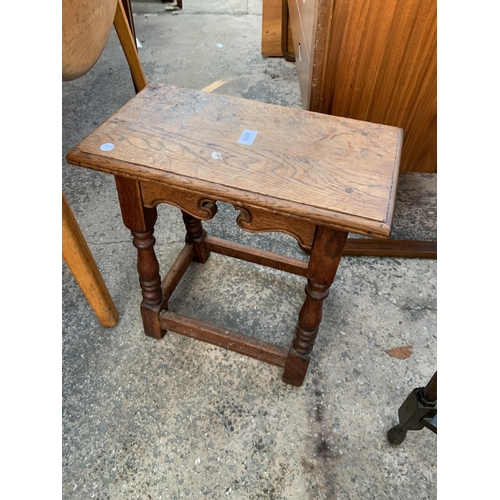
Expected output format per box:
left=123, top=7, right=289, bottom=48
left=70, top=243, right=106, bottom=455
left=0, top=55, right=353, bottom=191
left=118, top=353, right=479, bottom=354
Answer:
left=238, top=130, right=258, bottom=145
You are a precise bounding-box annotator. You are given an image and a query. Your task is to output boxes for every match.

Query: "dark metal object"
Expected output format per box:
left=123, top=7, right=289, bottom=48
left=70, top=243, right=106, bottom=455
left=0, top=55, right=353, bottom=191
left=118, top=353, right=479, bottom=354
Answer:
left=281, top=0, right=296, bottom=62
left=387, top=371, right=437, bottom=445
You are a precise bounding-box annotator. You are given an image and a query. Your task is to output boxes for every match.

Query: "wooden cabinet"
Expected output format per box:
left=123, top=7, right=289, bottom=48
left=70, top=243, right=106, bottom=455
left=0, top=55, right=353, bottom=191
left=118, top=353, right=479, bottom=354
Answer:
left=261, top=0, right=294, bottom=56
left=287, top=0, right=437, bottom=173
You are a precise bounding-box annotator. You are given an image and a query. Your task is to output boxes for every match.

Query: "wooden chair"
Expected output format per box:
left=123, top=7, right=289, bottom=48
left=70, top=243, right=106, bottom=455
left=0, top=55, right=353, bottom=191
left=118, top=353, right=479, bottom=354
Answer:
left=65, top=1, right=404, bottom=387
left=62, top=0, right=146, bottom=327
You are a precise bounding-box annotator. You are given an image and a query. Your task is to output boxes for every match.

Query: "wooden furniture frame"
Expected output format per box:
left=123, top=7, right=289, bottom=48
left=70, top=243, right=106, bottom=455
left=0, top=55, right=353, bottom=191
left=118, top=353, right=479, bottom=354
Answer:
left=66, top=80, right=403, bottom=386
left=62, top=0, right=146, bottom=327
left=262, top=0, right=294, bottom=57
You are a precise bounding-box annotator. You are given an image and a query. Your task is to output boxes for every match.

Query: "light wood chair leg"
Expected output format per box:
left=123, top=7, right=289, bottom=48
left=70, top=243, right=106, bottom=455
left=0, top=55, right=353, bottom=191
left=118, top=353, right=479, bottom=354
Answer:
left=62, top=192, right=119, bottom=327
left=113, top=0, right=147, bottom=92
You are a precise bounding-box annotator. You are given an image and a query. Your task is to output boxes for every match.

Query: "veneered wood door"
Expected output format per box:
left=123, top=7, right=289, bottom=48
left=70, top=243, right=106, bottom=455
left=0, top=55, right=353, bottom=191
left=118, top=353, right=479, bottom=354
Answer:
left=288, top=0, right=437, bottom=173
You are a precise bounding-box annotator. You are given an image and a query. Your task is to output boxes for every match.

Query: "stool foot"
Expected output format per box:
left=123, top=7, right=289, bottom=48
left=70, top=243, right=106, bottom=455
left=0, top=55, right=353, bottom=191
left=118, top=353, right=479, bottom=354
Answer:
left=140, top=302, right=167, bottom=339
left=282, top=349, right=310, bottom=386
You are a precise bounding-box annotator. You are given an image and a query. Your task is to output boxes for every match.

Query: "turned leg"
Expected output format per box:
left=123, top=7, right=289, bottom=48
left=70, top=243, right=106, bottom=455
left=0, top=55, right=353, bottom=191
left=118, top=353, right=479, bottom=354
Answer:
left=115, top=176, right=167, bottom=339
left=283, top=226, right=348, bottom=386
left=182, top=211, right=211, bottom=263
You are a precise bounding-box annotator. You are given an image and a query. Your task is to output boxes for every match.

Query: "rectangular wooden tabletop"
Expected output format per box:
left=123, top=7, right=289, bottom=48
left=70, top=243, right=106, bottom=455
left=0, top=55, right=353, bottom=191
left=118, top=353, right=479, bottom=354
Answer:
left=67, top=83, right=403, bottom=237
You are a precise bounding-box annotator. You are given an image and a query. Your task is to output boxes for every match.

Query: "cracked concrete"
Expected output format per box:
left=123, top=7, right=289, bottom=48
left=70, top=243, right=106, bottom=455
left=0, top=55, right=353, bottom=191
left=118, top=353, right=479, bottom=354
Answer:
left=62, top=1, right=437, bottom=498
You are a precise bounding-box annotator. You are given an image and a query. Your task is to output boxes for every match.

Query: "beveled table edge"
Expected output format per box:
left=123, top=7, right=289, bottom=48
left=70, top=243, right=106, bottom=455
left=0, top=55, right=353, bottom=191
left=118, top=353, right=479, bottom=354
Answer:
left=66, top=148, right=401, bottom=238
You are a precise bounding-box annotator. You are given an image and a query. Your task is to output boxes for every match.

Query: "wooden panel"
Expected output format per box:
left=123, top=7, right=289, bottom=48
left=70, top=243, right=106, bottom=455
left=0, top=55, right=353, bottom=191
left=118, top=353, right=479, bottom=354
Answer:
left=234, top=204, right=316, bottom=251
left=67, top=83, right=403, bottom=238
left=307, top=0, right=437, bottom=173
left=262, top=0, right=294, bottom=56
left=62, top=0, right=116, bottom=80
left=142, top=179, right=316, bottom=249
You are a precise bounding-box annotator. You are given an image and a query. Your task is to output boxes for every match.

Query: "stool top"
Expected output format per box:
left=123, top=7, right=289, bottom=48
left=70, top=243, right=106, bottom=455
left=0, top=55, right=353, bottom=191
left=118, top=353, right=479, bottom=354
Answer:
left=67, top=83, right=403, bottom=237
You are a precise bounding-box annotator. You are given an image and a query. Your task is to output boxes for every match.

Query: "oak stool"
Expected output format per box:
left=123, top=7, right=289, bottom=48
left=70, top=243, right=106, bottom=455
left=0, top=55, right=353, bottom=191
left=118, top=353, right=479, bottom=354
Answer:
left=67, top=83, right=402, bottom=386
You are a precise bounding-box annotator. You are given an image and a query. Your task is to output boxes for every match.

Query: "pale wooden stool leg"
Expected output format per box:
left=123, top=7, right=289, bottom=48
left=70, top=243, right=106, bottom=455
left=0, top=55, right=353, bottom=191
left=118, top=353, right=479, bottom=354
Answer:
left=282, top=226, right=348, bottom=386
left=115, top=176, right=167, bottom=339
left=113, top=0, right=147, bottom=92
left=62, top=192, right=119, bottom=327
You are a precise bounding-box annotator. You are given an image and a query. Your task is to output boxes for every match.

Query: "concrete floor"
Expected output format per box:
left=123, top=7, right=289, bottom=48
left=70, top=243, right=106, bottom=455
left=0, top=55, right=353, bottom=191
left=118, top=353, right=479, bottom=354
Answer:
left=62, top=1, right=437, bottom=498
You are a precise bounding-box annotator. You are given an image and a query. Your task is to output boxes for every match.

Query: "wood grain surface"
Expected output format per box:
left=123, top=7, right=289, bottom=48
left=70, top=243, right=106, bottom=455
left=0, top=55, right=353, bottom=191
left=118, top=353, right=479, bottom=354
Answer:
left=62, top=0, right=117, bottom=80
left=321, top=0, right=436, bottom=173
left=262, top=0, right=294, bottom=56
left=159, top=311, right=289, bottom=368
left=67, top=83, right=403, bottom=238
left=286, top=0, right=436, bottom=173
